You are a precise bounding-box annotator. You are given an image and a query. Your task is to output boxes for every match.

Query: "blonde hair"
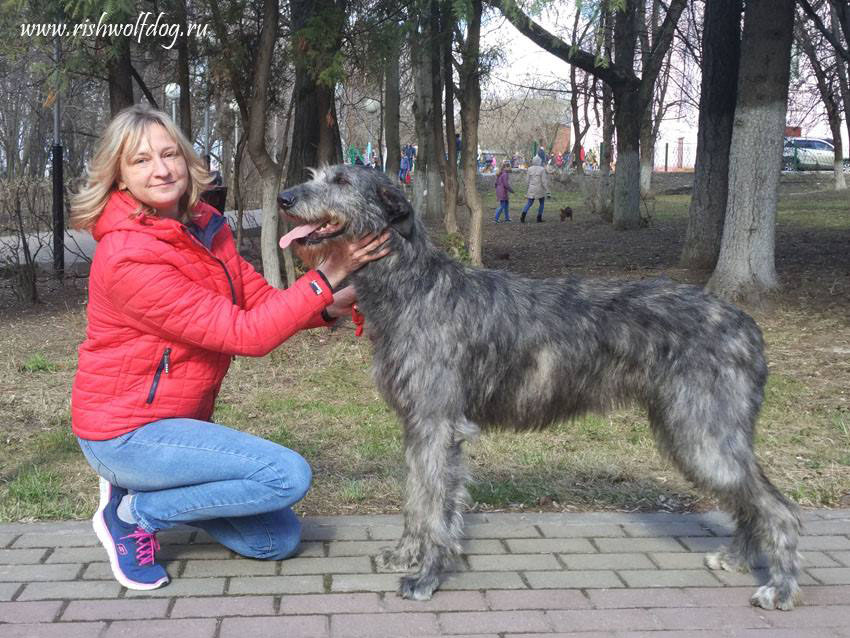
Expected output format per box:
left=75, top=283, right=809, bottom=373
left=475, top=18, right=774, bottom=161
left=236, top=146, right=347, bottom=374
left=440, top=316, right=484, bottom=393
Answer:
left=70, top=104, right=212, bottom=230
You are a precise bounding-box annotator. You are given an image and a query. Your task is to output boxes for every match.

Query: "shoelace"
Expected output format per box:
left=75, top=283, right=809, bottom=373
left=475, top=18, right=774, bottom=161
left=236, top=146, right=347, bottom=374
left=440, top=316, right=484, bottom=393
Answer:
left=121, top=527, right=160, bottom=566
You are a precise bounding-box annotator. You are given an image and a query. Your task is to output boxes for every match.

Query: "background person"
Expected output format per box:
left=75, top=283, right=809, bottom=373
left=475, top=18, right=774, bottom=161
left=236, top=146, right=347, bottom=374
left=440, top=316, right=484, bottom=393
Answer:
left=494, top=160, right=514, bottom=223
left=69, top=104, right=389, bottom=591
left=520, top=155, right=549, bottom=223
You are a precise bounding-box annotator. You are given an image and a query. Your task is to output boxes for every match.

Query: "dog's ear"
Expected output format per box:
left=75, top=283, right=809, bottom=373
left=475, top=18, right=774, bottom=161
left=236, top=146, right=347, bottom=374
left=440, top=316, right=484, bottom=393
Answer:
left=376, top=185, right=415, bottom=239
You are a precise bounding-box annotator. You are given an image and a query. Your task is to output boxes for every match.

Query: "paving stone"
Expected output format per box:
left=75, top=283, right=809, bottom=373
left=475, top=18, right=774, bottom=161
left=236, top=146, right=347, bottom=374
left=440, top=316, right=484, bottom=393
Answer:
left=0, top=563, right=80, bottom=582
left=296, top=542, right=326, bottom=558
left=0, top=534, right=18, bottom=548
left=508, top=634, right=612, bottom=638
left=181, top=558, right=278, bottom=577
left=808, top=567, right=850, bottom=584
left=382, top=590, right=488, bottom=613
left=524, top=570, right=623, bottom=589
left=485, top=589, right=591, bottom=610
left=331, top=612, right=439, bottom=637
left=171, top=595, right=275, bottom=617
left=328, top=541, right=388, bottom=557
left=595, top=538, right=687, bottom=553
left=801, top=520, right=850, bottom=535
left=0, top=622, right=106, bottom=637
left=368, top=525, right=404, bottom=540
left=561, top=553, right=655, bottom=570
left=279, top=592, right=383, bottom=614
left=683, top=586, right=756, bottom=607
left=46, top=547, right=106, bottom=563
left=651, top=605, right=771, bottom=630
left=817, top=509, right=850, bottom=520
left=81, top=562, right=121, bottom=580
left=463, top=524, right=541, bottom=539
left=799, top=536, right=850, bottom=551
left=586, top=587, right=697, bottom=609
left=0, top=549, right=48, bottom=564
left=677, top=537, right=729, bottom=552
left=220, top=615, right=329, bottom=638
left=462, top=539, right=507, bottom=554
left=804, top=585, right=850, bottom=605
left=0, top=582, right=21, bottom=601
left=621, top=522, right=712, bottom=537
left=12, top=532, right=99, bottom=548
left=618, top=569, right=721, bottom=588
left=228, top=575, right=324, bottom=594
left=62, top=599, right=170, bottom=621
left=765, top=604, right=850, bottom=629
left=466, top=553, right=560, bottom=571
left=440, top=571, right=527, bottom=590
left=123, top=578, right=225, bottom=598
left=505, top=538, right=596, bottom=554
left=156, top=543, right=234, bottom=560
left=17, top=580, right=121, bottom=600
left=439, top=610, right=550, bottom=634
left=709, top=567, right=819, bottom=587
left=537, top=524, right=625, bottom=538
left=829, top=551, right=850, bottom=567
left=154, top=530, right=195, bottom=544
left=104, top=618, right=218, bottom=637
left=546, top=608, right=661, bottom=632
left=648, top=552, right=711, bottom=570
left=0, top=600, right=63, bottom=623
left=302, top=525, right=369, bottom=541
left=279, top=556, right=372, bottom=575
left=332, top=573, right=401, bottom=592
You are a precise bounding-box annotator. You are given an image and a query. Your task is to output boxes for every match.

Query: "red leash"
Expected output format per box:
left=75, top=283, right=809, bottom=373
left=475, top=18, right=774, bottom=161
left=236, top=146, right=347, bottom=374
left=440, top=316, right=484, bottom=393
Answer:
left=351, top=305, right=365, bottom=337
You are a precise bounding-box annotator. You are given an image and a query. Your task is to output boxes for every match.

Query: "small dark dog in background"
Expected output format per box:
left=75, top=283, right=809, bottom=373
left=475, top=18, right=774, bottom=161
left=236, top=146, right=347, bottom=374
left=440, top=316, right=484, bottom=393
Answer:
left=560, top=206, right=573, bottom=221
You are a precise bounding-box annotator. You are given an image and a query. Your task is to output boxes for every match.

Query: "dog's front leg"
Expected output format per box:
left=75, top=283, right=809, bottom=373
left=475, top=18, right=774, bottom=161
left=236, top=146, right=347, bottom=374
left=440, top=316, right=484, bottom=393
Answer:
left=377, top=419, right=462, bottom=600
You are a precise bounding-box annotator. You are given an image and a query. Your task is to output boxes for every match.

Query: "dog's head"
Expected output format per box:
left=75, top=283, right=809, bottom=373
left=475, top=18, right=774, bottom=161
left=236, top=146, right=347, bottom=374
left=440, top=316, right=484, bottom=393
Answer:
left=559, top=206, right=573, bottom=221
left=277, top=164, right=415, bottom=268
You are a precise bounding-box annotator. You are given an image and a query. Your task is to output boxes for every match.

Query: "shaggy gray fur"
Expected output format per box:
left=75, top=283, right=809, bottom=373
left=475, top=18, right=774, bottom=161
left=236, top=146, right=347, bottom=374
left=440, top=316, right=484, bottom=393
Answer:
left=278, top=165, right=801, bottom=610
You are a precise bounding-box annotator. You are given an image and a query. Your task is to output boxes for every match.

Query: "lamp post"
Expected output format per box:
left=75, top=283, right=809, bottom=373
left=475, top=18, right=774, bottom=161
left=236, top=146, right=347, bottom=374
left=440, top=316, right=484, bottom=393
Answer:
left=364, top=98, right=379, bottom=167
left=165, top=83, right=181, bottom=122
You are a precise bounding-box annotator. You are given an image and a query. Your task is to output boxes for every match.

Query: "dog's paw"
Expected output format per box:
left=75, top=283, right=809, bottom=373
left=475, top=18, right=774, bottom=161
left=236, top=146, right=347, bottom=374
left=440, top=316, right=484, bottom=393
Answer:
left=750, top=583, right=800, bottom=611
left=376, top=548, right=416, bottom=572
left=400, top=573, right=439, bottom=600
left=705, top=551, right=749, bottom=573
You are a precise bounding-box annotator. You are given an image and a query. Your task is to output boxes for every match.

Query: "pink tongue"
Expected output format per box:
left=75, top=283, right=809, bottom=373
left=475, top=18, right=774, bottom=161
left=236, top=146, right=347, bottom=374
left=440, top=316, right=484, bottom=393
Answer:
left=279, top=223, right=321, bottom=249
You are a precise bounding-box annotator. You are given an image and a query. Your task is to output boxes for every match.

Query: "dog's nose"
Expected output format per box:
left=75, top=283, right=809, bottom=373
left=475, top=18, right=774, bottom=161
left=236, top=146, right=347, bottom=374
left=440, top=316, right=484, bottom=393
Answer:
left=278, top=191, right=296, bottom=209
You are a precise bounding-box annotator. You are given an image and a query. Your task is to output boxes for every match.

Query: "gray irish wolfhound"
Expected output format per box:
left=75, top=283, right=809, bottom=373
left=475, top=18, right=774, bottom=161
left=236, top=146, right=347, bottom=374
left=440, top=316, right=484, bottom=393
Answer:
left=278, top=165, right=801, bottom=610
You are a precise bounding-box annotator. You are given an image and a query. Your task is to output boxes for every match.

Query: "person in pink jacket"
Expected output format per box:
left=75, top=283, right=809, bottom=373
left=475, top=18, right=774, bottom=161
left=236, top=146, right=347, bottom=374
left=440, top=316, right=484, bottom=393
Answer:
left=69, top=104, right=389, bottom=591
left=493, top=161, right=514, bottom=223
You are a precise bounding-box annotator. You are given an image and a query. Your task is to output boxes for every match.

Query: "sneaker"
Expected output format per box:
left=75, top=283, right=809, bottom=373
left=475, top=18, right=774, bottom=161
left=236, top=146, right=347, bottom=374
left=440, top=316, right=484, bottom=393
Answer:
left=537, top=218, right=545, bottom=223
left=92, top=478, right=169, bottom=590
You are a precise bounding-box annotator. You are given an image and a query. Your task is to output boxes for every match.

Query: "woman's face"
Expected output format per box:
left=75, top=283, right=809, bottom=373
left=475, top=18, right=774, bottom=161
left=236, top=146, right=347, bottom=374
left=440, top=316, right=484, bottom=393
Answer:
left=118, top=124, right=188, bottom=219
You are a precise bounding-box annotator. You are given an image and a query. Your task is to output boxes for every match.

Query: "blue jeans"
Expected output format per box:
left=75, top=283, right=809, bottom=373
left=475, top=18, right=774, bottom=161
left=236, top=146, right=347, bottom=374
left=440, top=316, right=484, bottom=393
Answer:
left=77, top=418, right=312, bottom=560
left=521, top=198, right=545, bottom=219
left=494, top=200, right=510, bottom=221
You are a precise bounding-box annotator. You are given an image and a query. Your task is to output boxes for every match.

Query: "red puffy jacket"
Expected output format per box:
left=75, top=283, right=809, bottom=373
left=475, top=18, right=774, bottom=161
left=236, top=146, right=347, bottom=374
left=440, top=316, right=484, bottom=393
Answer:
left=72, top=190, right=334, bottom=440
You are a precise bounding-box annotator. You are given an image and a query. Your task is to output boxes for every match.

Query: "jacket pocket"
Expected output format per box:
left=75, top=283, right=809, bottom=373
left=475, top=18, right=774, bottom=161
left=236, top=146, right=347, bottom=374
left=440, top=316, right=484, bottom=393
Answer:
left=146, top=347, right=172, bottom=404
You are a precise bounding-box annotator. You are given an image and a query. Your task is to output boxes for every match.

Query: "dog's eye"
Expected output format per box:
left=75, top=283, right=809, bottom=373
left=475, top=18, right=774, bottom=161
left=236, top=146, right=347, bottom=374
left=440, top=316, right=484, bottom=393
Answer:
left=333, top=174, right=350, bottom=186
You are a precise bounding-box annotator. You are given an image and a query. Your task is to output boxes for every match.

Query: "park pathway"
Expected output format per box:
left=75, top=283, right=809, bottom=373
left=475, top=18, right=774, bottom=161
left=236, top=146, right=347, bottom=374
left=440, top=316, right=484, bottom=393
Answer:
left=1, top=510, right=849, bottom=637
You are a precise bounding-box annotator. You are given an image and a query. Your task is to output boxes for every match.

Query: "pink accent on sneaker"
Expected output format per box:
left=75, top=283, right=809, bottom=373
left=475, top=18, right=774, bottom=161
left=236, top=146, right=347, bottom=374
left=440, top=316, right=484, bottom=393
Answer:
left=121, top=528, right=161, bottom=566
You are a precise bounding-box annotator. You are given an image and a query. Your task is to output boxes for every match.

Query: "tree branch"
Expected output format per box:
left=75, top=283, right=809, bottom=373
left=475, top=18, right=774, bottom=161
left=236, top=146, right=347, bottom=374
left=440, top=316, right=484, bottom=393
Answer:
left=798, top=0, right=850, bottom=61
left=487, top=0, right=639, bottom=89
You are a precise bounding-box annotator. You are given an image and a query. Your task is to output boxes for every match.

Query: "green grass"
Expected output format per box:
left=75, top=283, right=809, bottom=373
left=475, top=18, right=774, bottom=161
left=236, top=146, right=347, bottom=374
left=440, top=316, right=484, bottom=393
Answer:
left=20, top=353, right=59, bottom=373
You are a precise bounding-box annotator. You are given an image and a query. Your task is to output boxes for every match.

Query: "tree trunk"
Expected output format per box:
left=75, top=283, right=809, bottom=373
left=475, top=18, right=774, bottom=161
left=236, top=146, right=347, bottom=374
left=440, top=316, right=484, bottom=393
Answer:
left=384, top=31, right=401, bottom=179
left=442, top=0, right=459, bottom=234
left=613, top=87, right=641, bottom=229
left=707, top=0, right=795, bottom=304
left=458, top=0, right=484, bottom=266
left=107, top=38, right=134, bottom=116
left=410, top=21, right=433, bottom=218
left=681, top=0, right=742, bottom=271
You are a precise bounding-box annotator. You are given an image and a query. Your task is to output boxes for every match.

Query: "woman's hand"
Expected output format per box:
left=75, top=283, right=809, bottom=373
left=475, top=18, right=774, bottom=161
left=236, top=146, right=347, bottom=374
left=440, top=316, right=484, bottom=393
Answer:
left=323, top=285, right=357, bottom=319
left=318, top=230, right=391, bottom=289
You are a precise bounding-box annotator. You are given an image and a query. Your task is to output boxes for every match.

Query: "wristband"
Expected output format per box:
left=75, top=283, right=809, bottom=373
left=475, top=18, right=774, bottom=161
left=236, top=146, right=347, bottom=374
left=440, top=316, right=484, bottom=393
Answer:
left=321, top=308, right=334, bottom=323
left=315, top=269, right=333, bottom=292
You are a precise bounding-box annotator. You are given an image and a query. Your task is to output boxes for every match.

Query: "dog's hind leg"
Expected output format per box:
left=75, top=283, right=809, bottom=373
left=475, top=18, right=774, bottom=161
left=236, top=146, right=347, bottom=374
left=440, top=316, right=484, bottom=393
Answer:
left=648, top=376, right=801, bottom=610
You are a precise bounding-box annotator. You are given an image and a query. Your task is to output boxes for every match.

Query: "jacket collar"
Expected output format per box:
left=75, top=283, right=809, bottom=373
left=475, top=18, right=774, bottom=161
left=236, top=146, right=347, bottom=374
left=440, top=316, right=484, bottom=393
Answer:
left=93, top=190, right=219, bottom=242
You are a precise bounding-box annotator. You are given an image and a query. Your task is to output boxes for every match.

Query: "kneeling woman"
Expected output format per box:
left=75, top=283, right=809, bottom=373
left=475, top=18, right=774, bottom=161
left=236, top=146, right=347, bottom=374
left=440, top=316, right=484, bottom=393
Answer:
left=70, top=104, right=388, bottom=590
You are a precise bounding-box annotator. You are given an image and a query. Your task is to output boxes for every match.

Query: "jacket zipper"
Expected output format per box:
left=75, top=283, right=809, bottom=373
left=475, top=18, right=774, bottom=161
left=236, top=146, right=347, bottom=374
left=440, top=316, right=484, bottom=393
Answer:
left=146, top=347, right=171, bottom=404
left=181, top=226, right=237, bottom=304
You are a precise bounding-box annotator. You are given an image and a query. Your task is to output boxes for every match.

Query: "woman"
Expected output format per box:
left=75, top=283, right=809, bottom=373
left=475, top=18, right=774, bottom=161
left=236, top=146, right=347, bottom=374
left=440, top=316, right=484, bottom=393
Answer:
left=520, top=155, right=549, bottom=223
left=493, top=161, right=514, bottom=223
left=70, top=104, right=389, bottom=590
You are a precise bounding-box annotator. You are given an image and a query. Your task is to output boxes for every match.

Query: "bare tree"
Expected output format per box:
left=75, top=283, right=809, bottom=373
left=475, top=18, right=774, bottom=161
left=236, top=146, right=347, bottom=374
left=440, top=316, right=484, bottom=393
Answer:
left=707, top=0, right=795, bottom=303
left=681, top=0, right=742, bottom=272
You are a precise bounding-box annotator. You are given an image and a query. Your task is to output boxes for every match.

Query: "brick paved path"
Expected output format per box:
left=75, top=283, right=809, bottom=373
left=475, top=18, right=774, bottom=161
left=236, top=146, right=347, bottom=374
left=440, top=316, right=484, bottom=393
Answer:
left=1, top=510, right=848, bottom=637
